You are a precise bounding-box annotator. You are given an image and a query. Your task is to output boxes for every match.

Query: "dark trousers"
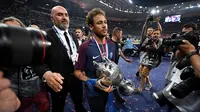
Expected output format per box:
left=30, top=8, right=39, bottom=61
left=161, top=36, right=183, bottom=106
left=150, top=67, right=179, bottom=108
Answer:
left=70, top=76, right=86, bottom=112
left=50, top=76, right=86, bottom=112
left=18, top=89, right=50, bottom=112
left=88, top=88, right=108, bottom=112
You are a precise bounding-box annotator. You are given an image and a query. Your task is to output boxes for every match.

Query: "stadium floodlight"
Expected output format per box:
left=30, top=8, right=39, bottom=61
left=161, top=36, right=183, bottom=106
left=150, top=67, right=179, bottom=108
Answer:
left=129, top=0, right=133, bottom=4
left=151, top=9, right=156, bottom=14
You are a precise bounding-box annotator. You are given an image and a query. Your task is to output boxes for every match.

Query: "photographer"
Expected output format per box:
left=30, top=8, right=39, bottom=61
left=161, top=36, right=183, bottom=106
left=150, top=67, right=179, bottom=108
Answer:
left=170, top=23, right=198, bottom=63
left=162, top=23, right=200, bottom=112
left=136, top=16, right=162, bottom=77
left=136, top=28, right=165, bottom=93
left=179, top=40, right=200, bottom=77
left=140, top=16, right=162, bottom=44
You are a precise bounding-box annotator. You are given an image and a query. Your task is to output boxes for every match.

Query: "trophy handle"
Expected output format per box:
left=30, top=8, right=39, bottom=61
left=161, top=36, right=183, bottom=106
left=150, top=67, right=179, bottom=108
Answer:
left=93, top=61, right=99, bottom=66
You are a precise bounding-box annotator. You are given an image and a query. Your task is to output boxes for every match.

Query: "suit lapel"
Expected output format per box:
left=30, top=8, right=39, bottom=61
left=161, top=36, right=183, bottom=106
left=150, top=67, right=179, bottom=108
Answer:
left=69, top=32, right=79, bottom=48
left=51, top=29, right=70, bottom=58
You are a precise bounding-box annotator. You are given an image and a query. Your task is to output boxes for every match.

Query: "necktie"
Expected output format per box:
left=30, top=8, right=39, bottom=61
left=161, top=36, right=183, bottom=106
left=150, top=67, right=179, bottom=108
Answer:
left=64, top=32, right=73, bottom=55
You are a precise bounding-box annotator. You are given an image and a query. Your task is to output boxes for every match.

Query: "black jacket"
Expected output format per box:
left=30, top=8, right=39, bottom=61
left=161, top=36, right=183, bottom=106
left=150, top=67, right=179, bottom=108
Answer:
left=35, top=28, right=79, bottom=87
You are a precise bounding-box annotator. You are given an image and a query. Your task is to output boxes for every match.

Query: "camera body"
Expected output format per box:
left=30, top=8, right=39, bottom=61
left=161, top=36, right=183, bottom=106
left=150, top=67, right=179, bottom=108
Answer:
left=147, top=15, right=157, bottom=22
left=153, top=59, right=200, bottom=111
left=162, top=31, right=200, bottom=48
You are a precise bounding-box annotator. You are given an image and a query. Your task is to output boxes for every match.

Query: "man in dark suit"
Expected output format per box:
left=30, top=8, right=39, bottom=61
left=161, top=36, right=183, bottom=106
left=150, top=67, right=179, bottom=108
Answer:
left=35, top=5, right=86, bottom=112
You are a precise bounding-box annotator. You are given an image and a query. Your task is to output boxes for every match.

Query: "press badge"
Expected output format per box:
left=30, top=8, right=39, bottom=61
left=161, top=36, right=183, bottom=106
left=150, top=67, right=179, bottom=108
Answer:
left=71, top=53, right=79, bottom=65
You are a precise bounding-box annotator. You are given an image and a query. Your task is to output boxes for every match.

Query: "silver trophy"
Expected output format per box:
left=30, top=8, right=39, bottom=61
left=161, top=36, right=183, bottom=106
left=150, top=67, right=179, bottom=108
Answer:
left=93, top=58, right=135, bottom=96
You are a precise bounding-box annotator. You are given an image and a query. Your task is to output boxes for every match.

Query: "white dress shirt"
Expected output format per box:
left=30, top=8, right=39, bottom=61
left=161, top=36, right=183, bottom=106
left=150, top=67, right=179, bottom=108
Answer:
left=53, top=26, right=77, bottom=58
left=78, top=39, right=82, bottom=45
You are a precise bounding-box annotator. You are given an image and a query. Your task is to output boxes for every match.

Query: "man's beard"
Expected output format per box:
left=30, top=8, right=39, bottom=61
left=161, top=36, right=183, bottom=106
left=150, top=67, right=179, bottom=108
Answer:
left=152, top=37, right=158, bottom=41
left=94, top=32, right=106, bottom=39
left=117, top=37, right=121, bottom=42
left=147, top=33, right=152, bottom=37
left=57, top=23, right=69, bottom=30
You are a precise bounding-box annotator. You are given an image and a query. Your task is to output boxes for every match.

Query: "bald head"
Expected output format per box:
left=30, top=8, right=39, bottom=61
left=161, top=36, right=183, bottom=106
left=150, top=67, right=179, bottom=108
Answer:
left=51, top=5, right=70, bottom=30
left=51, top=6, right=66, bottom=15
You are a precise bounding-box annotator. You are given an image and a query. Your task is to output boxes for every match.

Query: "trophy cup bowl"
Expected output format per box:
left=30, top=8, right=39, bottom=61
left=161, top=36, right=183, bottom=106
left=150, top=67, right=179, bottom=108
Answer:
left=94, top=58, right=135, bottom=96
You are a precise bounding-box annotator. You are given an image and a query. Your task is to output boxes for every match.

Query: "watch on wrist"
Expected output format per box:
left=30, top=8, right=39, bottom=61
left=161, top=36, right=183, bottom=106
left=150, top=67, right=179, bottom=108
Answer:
left=186, top=51, right=197, bottom=59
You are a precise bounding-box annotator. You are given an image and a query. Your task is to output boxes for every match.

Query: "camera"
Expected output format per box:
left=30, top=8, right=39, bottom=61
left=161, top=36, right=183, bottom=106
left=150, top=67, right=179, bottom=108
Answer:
left=153, top=57, right=200, bottom=107
left=153, top=30, right=200, bottom=107
left=0, top=24, right=51, bottom=68
left=147, top=15, right=156, bottom=22
left=170, top=67, right=200, bottom=99
left=162, top=31, right=200, bottom=48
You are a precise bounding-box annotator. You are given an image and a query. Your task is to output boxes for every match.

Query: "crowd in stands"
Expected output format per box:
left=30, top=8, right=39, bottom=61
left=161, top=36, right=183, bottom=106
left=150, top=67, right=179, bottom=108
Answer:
left=0, top=1, right=199, bottom=39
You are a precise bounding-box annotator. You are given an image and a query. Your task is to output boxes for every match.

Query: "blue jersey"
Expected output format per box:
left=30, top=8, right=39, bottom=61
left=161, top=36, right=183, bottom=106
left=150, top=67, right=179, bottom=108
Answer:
left=75, top=39, right=116, bottom=78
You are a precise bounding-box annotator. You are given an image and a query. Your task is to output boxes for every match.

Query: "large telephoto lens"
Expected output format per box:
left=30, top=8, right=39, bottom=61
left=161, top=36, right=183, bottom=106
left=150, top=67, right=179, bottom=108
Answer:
left=0, top=24, right=51, bottom=67
left=171, top=77, right=200, bottom=99
left=162, top=38, right=183, bottom=46
left=153, top=91, right=170, bottom=107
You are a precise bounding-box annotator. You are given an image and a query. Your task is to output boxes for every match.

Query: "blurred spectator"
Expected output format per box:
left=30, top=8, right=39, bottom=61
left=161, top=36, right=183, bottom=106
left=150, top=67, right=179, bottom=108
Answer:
left=2, top=17, right=50, bottom=112
left=75, top=27, right=85, bottom=45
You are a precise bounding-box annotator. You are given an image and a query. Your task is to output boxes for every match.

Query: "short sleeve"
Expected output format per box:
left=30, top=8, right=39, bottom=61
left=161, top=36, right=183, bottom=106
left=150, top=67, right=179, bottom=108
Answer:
left=75, top=41, right=89, bottom=71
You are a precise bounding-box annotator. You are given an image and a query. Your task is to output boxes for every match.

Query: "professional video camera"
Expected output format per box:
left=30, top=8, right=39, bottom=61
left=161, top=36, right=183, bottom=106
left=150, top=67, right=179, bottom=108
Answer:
left=0, top=24, right=51, bottom=68
left=162, top=31, right=200, bottom=48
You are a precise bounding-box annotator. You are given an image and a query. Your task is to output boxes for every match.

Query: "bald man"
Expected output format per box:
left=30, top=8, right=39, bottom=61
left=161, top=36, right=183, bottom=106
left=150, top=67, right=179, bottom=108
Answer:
left=35, top=6, right=86, bottom=112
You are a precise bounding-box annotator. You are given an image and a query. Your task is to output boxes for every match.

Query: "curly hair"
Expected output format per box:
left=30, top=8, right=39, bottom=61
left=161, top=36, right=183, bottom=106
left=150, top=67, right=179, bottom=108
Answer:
left=86, top=8, right=105, bottom=26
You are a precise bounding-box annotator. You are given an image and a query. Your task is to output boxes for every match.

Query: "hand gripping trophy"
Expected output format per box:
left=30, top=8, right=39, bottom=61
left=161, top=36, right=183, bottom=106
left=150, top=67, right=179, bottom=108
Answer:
left=93, top=58, right=135, bottom=96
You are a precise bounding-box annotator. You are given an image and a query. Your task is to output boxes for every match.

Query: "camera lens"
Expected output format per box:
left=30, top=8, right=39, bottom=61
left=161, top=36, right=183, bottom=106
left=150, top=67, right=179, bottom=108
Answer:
left=162, top=38, right=183, bottom=46
left=153, top=91, right=170, bottom=107
left=171, top=77, right=200, bottom=99
left=0, top=25, right=51, bottom=67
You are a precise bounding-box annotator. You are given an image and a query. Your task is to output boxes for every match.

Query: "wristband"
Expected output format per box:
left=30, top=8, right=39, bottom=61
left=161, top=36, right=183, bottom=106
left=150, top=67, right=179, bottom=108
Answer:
left=186, top=51, right=197, bottom=59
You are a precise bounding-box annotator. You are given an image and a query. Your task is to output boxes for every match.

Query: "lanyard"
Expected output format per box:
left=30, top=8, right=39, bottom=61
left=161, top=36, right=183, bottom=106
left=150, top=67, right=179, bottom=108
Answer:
left=52, top=27, right=68, bottom=48
left=93, top=37, right=108, bottom=61
left=52, top=27, right=76, bottom=55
